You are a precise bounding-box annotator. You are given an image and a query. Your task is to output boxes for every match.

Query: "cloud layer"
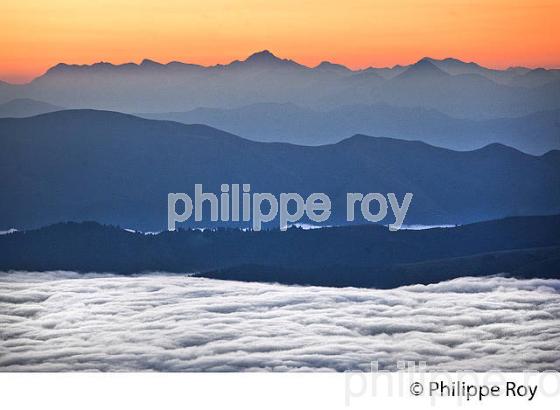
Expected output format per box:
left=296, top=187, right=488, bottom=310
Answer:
left=1, top=272, right=559, bottom=372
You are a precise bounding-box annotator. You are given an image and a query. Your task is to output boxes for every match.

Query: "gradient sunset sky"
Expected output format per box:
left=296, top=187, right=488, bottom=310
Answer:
left=2, top=0, right=559, bottom=83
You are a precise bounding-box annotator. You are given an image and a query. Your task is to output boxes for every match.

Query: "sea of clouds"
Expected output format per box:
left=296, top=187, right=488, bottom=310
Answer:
left=0, top=272, right=559, bottom=372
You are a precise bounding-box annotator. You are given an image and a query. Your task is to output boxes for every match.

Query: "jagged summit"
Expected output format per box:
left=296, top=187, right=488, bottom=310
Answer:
left=44, top=61, right=126, bottom=76
left=36, top=52, right=545, bottom=80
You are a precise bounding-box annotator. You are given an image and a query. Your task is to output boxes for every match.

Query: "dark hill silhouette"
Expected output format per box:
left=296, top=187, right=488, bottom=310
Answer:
left=0, top=215, right=558, bottom=288
left=1, top=110, right=559, bottom=231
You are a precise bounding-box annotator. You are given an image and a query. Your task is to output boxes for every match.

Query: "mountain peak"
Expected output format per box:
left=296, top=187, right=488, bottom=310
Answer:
left=45, top=61, right=121, bottom=76
left=396, top=58, right=449, bottom=79
left=315, top=61, right=351, bottom=72
left=441, top=57, right=478, bottom=66
left=140, top=58, right=163, bottom=67
left=45, top=63, right=72, bottom=75
left=414, top=57, right=446, bottom=70
left=245, top=50, right=280, bottom=63
left=240, top=50, right=304, bottom=69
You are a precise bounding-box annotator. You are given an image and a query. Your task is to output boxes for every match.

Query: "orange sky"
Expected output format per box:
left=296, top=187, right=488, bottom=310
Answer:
left=1, top=0, right=559, bottom=83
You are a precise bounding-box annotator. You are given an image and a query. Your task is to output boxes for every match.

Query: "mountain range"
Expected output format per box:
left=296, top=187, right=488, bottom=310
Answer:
left=1, top=110, right=558, bottom=231
left=139, top=103, right=560, bottom=155
left=1, top=215, right=558, bottom=288
left=3, top=98, right=558, bottom=155
left=1, top=51, right=559, bottom=118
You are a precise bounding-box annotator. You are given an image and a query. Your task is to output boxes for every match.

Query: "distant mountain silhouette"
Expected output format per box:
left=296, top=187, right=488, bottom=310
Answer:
left=0, top=98, right=64, bottom=118
left=395, top=58, right=449, bottom=80
left=139, top=103, right=560, bottom=155
left=1, top=52, right=558, bottom=117
left=424, top=57, right=522, bottom=84
left=0, top=215, right=558, bottom=288
left=42, top=50, right=304, bottom=76
left=425, top=57, right=485, bottom=74
left=315, top=61, right=352, bottom=73
left=515, top=68, right=560, bottom=88
left=1, top=110, right=559, bottom=231
left=230, top=50, right=305, bottom=70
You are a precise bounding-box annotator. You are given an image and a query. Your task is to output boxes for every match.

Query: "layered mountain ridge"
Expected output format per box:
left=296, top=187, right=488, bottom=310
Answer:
left=1, top=110, right=558, bottom=231
left=1, top=50, right=558, bottom=117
